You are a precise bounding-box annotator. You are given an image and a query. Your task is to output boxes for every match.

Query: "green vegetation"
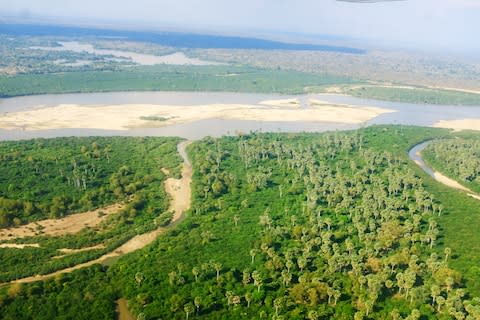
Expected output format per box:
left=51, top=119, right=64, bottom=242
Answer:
left=423, top=138, right=480, bottom=193
left=0, top=136, right=182, bottom=282
left=3, top=127, right=480, bottom=319
left=419, top=136, right=480, bottom=295
left=0, top=65, right=355, bottom=97
left=3, top=63, right=478, bottom=105
left=0, top=136, right=181, bottom=226
left=139, top=116, right=169, bottom=122
left=346, top=86, right=480, bottom=106
left=0, top=266, right=116, bottom=320
left=0, top=36, right=131, bottom=75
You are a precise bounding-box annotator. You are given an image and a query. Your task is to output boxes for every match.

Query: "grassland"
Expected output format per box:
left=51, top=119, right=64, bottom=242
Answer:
left=0, top=65, right=355, bottom=97
left=344, top=86, right=480, bottom=106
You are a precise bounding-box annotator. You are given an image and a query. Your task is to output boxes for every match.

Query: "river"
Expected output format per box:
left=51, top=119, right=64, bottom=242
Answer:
left=409, top=140, right=480, bottom=200
left=1, top=91, right=480, bottom=141
left=31, top=41, right=221, bottom=66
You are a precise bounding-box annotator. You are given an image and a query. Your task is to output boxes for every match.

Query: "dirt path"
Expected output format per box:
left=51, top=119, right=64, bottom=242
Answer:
left=7, top=141, right=193, bottom=285
left=0, top=203, right=124, bottom=241
left=116, top=299, right=135, bottom=320
left=165, top=141, right=192, bottom=222
left=51, top=244, right=106, bottom=260
left=0, top=243, right=40, bottom=249
left=409, top=141, right=480, bottom=200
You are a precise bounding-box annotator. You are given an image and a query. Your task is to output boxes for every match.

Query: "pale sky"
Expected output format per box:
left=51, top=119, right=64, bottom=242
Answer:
left=1, top=0, right=480, bottom=52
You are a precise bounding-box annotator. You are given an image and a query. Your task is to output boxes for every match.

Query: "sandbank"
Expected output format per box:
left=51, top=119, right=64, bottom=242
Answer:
left=0, top=102, right=395, bottom=131
left=433, top=119, right=480, bottom=132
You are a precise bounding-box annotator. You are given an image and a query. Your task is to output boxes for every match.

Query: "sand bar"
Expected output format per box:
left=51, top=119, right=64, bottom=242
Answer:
left=0, top=102, right=395, bottom=131
left=259, top=98, right=300, bottom=107
left=433, top=119, right=480, bottom=132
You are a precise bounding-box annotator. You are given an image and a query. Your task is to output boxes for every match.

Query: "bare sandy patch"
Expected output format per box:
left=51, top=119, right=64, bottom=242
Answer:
left=429, top=86, right=480, bottom=95
left=432, top=171, right=472, bottom=192
left=433, top=119, right=480, bottom=132
left=164, top=142, right=192, bottom=222
left=52, top=244, right=106, bottom=259
left=374, top=84, right=421, bottom=90
left=0, top=243, right=40, bottom=249
left=321, top=86, right=344, bottom=94
left=468, top=194, right=480, bottom=201
left=0, top=203, right=124, bottom=241
left=58, top=244, right=105, bottom=254
left=0, top=102, right=395, bottom=131
left=117, top=298, right=135, bottom=320
left=259, top=99, right=300, bottom=107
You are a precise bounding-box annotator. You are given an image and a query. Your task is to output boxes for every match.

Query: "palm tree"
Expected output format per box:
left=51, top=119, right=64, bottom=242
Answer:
left=297, top=257, right=307, bottom=272
left=273, top=297, right=284, bottom=316
left=430, top=284, right=440, bottom=307
left=245, top=292, right=253, bottom=308
left=436, top=296, right=445, bottom=312
left=281, top=270, right=292, bottom=287
left=135, top=272, right=144, bottom=286
left=184, top=303, right=194, bottom=320
left=444, top=247, right=451, bottom=264
left=233, top=214, right=240, bottom=227
left=250, top=249, right=258, bottom=264
left=192, top=267, right=199, bottom=282
left=252, top=271, right=263, bottom=292
left=242, top=270, right=251, bottom=286
left=194, top=296, right=201, bottom=315
left=213, top=262, right=222, bottom=281
left=168, top=271, right=177, bottom=286
left=307, top=310, right=318, bottom=320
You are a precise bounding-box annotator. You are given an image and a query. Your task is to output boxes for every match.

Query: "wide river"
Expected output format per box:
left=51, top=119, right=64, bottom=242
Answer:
left=1, top=91, right=480, bottom=140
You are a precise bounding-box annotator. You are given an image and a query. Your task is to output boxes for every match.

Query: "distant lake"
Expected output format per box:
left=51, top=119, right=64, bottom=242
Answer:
left=31, top=41, right=222, bottom=66
left=1, top=91, right=480, bottom=140
left=0, top=23, right=366, bottom=54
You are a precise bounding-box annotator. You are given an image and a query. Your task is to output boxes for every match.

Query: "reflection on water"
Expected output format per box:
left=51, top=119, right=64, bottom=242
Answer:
left=1, top=91, right=480, bottom=141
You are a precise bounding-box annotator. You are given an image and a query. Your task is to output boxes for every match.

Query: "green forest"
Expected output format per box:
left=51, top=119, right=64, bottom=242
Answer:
left=423, top=138, right=480, bottom=193
left=1, top=126, right=480, bottom=319
left=0, top=136, right=182, bottom=282
left=0, top=65, right=355, bottom=97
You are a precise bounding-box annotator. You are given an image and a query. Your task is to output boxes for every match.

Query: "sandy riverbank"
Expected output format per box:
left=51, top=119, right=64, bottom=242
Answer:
left=433, top=119, right=480, bottom=132
left=0, top=102, right=395, bottom=131
left=0, top=203, right=124, bottom=241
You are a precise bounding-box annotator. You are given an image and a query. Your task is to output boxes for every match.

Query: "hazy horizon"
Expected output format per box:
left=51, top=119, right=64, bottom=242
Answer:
left=1, top=0, right=480, bottom=54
